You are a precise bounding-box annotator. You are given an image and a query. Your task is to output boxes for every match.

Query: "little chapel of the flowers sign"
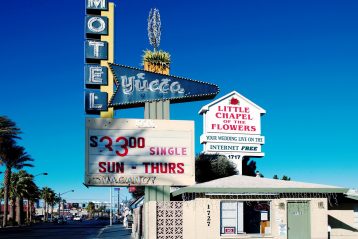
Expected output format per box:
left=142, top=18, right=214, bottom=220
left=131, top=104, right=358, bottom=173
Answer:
left=199, top=91, right=266, bottom=174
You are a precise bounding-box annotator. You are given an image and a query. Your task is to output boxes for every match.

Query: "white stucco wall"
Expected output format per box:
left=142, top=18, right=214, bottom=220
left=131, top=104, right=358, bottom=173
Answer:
left=182, top=197, right=328, bottom=239
left=310, top=198, right=328, bottom=239
left=329, top=202, right=358, bottom=239
left=183, top=198, right=221, bottom=239
left=144, top=201, right=157, bottom=239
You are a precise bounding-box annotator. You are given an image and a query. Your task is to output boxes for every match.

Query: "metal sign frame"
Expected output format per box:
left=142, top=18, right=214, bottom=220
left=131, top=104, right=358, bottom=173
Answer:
left=108, top=63, right=220, bottom=108
left=84, top=118, right=195, bottom=186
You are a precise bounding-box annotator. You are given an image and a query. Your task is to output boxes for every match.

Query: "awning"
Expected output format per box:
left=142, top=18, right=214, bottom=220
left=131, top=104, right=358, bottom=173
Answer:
left=172, top=175, right=348, bottom=197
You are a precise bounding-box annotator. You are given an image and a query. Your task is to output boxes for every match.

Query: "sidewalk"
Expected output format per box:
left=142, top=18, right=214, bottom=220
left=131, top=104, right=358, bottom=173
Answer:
left=94, top=223, right=132, bottom=239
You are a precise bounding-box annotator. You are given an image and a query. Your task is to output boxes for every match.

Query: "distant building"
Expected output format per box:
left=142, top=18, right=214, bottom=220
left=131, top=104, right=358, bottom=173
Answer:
left=34, top=200, right=115, bottom=217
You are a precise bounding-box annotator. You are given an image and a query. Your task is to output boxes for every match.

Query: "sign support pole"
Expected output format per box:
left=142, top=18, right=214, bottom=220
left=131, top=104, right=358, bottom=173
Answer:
left=100, top=2, right=115, bottom=119
left=144, top=65, right=171, bottom=202
left=101, top=2, right=115, bottom=226
left=144, top=65, right=171, bottom=239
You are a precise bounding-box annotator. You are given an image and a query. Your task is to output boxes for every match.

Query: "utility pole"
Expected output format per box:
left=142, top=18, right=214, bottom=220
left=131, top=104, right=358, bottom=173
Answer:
left=117, top=188, right=120, bottom=215
left=58, top=190, right=74, bottom=218
left=58, top=193, right=61, bottom=217
left=110, top=187, right=112, bottom=226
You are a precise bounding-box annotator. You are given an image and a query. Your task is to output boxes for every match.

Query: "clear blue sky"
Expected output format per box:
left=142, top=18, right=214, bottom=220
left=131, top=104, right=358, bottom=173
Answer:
left=1, top=0, right=357, bottom=201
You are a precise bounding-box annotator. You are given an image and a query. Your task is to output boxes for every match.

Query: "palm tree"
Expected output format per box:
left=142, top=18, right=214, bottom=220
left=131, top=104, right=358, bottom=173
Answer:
left=86, top=202, right=95, bottom=219
left=10, top=170, right=38, bottom=225
left=0, top=186, right=4, bottom=225
left=27, top=187, right=40, bottom=223
left=0, top=116, right=21, bottom=226
left=0, top=116, right=21, bottom=142
left=53, top=194, right=60, bottom=217
left=40, top=187, right=55, bottom=222
left=8, top=173, right=18, bottom=225
left=0, top=116, right=20, bottom=224
left=48, top=191, right=57, bottom=220
left=0, top=140, right=33, bottom=227
left=40, top=187, right=50, bottom=221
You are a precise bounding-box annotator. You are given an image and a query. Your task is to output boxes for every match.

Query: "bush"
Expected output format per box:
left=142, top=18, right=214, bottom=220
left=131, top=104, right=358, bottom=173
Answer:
left=195, top=154, right=237, bottom=183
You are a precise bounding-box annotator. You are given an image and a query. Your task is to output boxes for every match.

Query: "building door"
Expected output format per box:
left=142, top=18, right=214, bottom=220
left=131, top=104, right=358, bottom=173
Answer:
left=287, top=202, right=311, bottom=239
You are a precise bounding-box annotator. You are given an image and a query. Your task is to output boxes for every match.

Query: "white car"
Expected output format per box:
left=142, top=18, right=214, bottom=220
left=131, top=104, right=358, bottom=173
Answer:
left=73, top=216, right=82, bottom=221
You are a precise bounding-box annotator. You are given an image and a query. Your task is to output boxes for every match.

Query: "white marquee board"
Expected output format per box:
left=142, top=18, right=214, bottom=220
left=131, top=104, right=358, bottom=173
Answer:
left=85, top=118, right=195, bottom=186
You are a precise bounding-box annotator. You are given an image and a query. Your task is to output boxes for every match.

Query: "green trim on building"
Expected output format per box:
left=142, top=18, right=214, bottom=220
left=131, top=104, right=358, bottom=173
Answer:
left=172, top=187, right=348, bottom=197
left=346, top=195, right=358, bottom=201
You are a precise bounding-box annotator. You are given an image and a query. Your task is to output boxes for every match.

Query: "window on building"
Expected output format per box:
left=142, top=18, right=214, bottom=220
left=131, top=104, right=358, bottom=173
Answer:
left=221, top=201, right=271, bottom=235
left=354, top=205, right=358, bottom=229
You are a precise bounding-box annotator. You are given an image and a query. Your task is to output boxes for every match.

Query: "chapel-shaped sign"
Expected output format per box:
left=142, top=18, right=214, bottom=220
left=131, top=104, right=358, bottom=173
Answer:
left=199, top=91, right=266, bottom=158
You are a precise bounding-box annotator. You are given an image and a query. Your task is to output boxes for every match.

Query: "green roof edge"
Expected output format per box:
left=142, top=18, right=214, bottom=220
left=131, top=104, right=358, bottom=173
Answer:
left=346, top=195, right=358, bottom=201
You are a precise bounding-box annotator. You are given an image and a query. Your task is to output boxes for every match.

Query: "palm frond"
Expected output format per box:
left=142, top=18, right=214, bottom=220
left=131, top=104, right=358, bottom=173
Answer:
left=0, top=116, right=21, bottom=139
left=142, top=49, right=171, bottom=67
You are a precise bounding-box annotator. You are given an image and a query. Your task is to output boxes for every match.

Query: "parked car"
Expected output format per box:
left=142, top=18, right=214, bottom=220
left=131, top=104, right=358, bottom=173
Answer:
left=57, top=216, right=67, bottom=224
left=34, top=215, right=44, bottom=223
left=126, top=215, right=133, bottom=229
left=118, top=215, right=124, bottom=224
left=47, top=216, right=54, bottom=222
left=73, top=216, right=82, bottom=222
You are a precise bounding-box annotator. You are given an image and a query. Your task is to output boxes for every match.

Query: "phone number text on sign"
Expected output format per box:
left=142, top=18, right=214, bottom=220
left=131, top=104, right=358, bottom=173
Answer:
left=85, top=118, right=195, bottom=186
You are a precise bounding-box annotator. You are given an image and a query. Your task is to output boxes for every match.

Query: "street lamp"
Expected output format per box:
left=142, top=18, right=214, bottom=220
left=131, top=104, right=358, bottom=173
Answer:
left=34, top=172, right=48, bottom=177
left=58, top=190, right=74, bottom=217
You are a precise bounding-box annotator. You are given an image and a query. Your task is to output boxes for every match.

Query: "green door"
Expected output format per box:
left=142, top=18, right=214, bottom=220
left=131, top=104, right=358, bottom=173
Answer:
left=287, top=202, right=311, bottom=239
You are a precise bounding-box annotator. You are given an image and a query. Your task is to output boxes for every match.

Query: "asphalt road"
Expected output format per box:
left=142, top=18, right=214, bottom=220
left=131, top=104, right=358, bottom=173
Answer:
left=0, top=220, right=132, bottom=239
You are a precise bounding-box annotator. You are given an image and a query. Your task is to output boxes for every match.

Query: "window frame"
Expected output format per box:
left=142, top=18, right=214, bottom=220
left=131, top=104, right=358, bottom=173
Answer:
left=220, top=200, right=272, bottom=236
